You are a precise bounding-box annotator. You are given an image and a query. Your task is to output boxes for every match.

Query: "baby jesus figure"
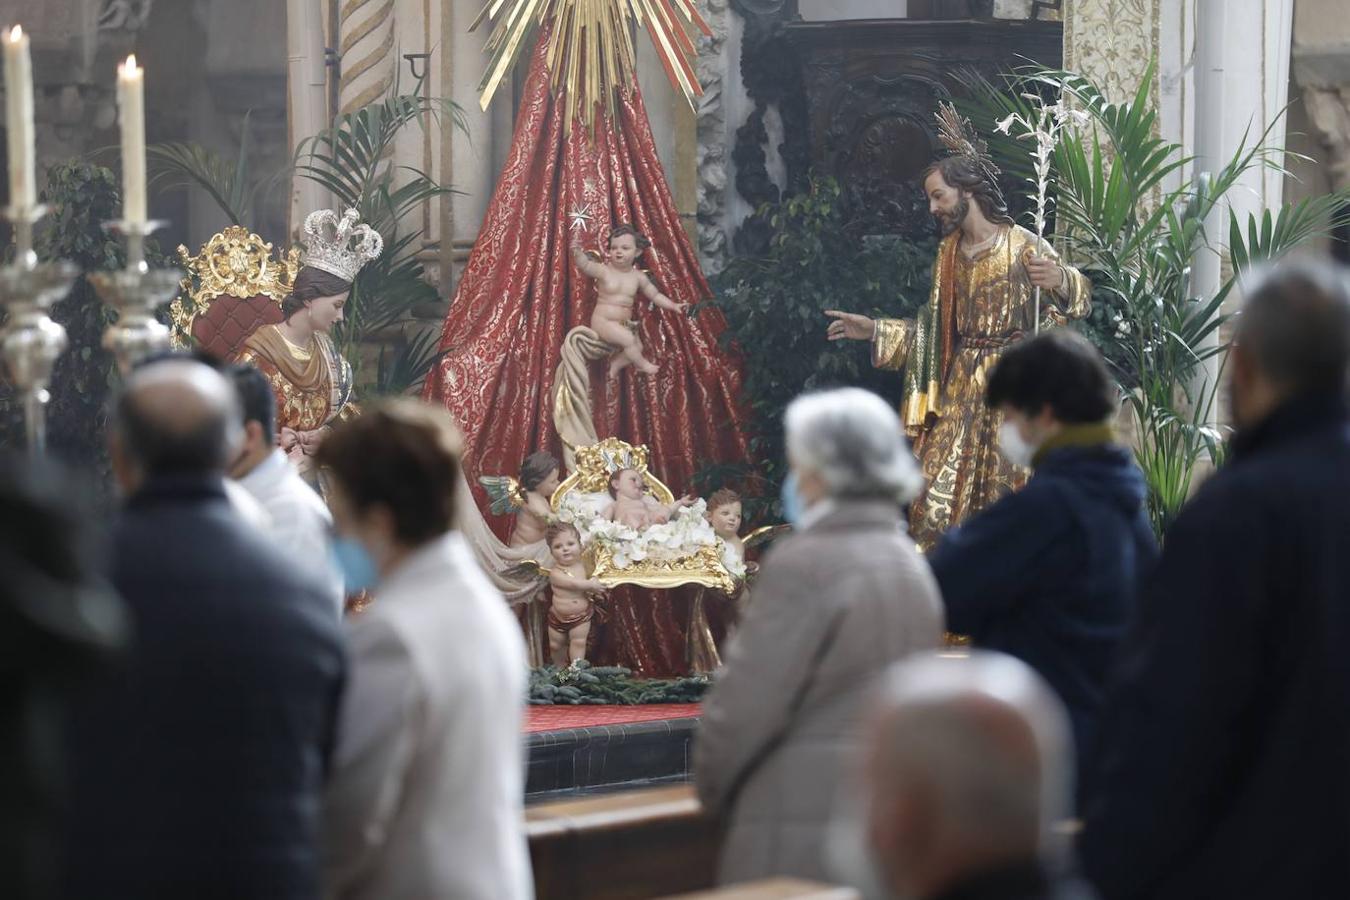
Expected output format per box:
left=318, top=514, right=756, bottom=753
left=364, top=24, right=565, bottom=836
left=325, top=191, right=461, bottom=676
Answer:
left=603, top=467, right=694, bottom=531
left=570, top=216, right=689, bottom=380
left=544, top=522, right=609, bottom=665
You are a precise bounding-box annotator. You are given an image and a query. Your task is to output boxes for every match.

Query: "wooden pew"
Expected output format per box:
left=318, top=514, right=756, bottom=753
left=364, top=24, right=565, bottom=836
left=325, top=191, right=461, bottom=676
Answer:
left=527, top=784, right=721, bottom=899
left=659, top=878, right=859, bottom=899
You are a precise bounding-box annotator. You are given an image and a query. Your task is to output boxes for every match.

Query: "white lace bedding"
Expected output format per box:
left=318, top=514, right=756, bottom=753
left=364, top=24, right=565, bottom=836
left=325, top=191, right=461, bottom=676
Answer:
left=557, top=493, right=720, bottom=570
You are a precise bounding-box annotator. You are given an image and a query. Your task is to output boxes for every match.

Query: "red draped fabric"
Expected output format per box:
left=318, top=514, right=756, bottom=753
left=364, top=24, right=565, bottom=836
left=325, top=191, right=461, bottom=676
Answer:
left=423, top=27, right=751, bottom=675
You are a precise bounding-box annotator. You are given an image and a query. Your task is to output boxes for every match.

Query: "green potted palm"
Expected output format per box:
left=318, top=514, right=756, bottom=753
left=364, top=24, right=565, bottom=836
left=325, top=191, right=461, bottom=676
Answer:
left=960, top=62, right=1350, bottom=537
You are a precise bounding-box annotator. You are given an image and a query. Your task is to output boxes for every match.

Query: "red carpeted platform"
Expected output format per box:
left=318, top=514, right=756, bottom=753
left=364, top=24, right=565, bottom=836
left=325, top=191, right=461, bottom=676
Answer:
left=525, top=703, right=701, bottom=734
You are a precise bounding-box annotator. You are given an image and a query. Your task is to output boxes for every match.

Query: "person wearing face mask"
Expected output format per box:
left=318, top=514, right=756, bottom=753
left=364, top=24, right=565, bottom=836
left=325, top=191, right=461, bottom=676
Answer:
left=926, top=329, right=1156, bottom=807
left=1081, top=261, right=1350, bottom=900
left=314, top=400, right=532, bottom=900
left=831, top=652, right=1095, bottom=900
left=695, top=387, right=943, bottom=887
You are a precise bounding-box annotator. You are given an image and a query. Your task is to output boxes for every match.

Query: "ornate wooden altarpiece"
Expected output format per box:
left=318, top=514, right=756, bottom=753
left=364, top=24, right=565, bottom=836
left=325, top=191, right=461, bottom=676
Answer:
left=728, top=3, right=1063, bottom=248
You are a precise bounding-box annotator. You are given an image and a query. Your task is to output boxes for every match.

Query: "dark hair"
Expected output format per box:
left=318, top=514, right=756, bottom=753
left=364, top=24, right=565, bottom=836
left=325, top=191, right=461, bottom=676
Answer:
left=608, top=224, right=651, bottom=252
left=545, top=521, right=581, bottom=546
left=986, top=329, right=1117, bottom=424
left=707, top=488, right=741, bottom=512
left=114, top=362, right=238, bottom=476
left=1236, top=261, right=1350, bottom=397
left=281, top=266, right=352, bottom=321
left=227, top=364, right=277, bottom=444
left=314, top=399, right=461, bottom=547
left=922, top=155, right=1014, bottom=226
left=520, top=451, right=559, bottom=492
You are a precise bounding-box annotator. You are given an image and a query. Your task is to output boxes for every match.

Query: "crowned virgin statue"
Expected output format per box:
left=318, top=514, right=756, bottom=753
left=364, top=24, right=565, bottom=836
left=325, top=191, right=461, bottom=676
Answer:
left=236, top=208, right=383, bottom=477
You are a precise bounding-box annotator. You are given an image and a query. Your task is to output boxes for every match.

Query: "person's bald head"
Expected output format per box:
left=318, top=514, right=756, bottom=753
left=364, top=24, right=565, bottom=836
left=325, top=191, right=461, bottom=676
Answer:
left=861, top=652, right=1073, bottom=900
left=110, top=359, right=243, bottom=492
left=1231, top=260, right=1350, bottom=430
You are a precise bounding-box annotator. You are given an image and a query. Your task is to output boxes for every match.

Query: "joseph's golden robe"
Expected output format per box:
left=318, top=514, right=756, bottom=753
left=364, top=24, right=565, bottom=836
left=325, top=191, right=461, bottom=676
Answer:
left=874, top=224, right=1090, bottom=549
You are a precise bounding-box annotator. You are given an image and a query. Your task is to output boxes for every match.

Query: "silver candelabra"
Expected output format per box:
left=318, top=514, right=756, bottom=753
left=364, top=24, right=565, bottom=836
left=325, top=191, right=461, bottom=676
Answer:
left=0, top=204, right=78, bottom=454
left=89, top=220, right=180, bottom=375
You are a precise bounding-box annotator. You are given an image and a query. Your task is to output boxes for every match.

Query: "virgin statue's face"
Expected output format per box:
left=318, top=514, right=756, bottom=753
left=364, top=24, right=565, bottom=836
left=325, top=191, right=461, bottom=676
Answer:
left=307, top=291, right=348, bottom=332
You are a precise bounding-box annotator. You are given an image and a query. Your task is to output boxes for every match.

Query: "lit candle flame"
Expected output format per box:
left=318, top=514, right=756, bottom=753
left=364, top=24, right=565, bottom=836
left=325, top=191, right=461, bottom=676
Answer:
left=8, top=25, right=22, bottom=43
left=122, top=54, right=139, bottom=76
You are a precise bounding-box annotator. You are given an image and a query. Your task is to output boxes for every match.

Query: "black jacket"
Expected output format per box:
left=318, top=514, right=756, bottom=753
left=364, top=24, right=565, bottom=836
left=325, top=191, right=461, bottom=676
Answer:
left=928, top=436, right=1158, bottom=792
left=62, top=475, right=346, bottom=900
left=1081, top=394, right=1350, bottom=900
left=931, top=862, right=1099, bottom=900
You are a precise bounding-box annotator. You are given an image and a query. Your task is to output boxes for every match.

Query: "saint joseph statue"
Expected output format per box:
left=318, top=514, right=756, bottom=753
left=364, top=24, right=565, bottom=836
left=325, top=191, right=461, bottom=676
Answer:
left=827, top=153, right=1091, bottom=549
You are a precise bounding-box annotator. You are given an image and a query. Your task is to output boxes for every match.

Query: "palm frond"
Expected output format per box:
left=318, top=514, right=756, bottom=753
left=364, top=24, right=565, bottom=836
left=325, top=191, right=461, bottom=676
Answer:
left=147, top=110, right=270, bottom=228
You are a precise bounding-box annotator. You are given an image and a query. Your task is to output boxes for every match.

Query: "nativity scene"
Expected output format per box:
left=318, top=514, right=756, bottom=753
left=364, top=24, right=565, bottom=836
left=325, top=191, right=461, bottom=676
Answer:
left=5, top=1, right=1350, bottom=897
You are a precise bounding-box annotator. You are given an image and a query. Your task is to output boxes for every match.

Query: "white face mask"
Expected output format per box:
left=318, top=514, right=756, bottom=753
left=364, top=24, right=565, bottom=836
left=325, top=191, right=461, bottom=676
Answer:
left=998, top=420, right=1038, bottom=468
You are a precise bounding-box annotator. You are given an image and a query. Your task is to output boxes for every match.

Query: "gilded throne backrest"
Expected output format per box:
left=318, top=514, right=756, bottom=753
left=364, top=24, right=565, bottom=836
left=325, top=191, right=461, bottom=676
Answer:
left=169, top=226, right=301, bottom=359
left=551, top=437, right=676, bottom=511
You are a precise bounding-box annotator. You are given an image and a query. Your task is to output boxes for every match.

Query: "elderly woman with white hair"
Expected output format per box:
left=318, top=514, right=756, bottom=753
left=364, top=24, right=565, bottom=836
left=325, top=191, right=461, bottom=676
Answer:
left=695, top=387, right=945, bottom=886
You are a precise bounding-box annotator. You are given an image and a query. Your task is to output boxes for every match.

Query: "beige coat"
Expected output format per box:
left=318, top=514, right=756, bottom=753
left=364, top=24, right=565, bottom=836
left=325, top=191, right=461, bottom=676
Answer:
left=323, top=533, right=533, bottom=900
left=695, top=499, right=944, bottom=885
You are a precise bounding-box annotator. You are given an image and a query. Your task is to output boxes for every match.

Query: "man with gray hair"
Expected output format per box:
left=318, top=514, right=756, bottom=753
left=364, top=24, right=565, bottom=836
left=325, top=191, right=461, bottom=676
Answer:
left=696, top=387, right=943, bottom=886
left=838, top=652, right=1094, bottom=900
left=62, top=358, right=346, bottom=900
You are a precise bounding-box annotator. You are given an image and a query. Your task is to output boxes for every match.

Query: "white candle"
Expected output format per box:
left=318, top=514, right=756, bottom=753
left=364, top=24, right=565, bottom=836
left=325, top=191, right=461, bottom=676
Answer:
left=117, top=54, right=145, bottom=226
left=3, top=25, right=35, bottom=211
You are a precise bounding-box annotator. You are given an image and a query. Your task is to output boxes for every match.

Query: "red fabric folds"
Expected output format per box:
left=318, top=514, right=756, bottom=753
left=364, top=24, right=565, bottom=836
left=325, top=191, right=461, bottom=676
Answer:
left=423, top=29, right=751, bottom=675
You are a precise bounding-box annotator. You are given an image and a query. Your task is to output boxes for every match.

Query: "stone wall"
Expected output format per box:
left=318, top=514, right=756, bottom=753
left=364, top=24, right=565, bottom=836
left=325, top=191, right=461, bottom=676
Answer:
left=1286, top=0, right=1350, bottom=261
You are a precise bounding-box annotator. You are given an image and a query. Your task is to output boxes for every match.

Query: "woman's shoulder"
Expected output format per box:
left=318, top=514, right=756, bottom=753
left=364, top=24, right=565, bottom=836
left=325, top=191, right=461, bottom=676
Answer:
left=239, top=322, right=284, bottom=359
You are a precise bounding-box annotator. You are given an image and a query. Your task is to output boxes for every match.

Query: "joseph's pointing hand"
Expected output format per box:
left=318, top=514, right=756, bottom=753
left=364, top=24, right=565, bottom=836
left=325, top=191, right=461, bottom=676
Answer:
left=825, top=309, right=876, bottom=342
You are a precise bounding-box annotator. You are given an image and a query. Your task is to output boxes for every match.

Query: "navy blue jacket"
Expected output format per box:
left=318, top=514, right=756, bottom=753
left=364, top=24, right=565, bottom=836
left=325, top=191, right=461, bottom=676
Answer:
left=62, top=475, right=346, bottom=900
left=928, top=438, right=1157, bottom=790
left=1082, top=395, right=1350, bottom=900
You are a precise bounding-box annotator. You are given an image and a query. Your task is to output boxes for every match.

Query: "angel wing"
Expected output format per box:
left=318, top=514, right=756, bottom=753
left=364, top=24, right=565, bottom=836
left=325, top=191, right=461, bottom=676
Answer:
left=479, top=474, right=528, bottom=516
left=744, top=523, right=792, bottom=551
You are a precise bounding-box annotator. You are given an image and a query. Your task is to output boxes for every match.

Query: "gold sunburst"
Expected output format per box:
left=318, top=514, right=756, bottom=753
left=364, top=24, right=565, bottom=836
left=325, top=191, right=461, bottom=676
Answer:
left=471, top=0, right=711, bottom=134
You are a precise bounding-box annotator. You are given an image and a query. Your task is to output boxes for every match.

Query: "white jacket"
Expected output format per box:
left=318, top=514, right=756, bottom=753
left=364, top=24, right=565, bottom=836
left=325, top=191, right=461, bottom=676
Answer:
left=323, top=532, right=533, bottom=900
left=237, top=449, right=344, bottom=614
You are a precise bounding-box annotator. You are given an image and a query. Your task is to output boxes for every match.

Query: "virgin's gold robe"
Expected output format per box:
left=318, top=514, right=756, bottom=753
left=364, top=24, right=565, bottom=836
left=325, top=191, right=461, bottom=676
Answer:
left=236, top=324, right=356, bottom=433
left=874, top=224, right=1090, bottom=549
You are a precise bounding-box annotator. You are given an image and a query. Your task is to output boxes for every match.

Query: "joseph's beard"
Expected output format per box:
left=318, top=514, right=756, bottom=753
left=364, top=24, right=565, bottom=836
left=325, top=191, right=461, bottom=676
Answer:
left=934, top=197, right=970, bottom=236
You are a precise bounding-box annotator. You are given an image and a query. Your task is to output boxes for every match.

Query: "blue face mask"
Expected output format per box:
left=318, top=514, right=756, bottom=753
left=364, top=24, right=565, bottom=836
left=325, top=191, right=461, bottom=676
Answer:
left=331, top=536, right=379, bottom=593
left=780, top=471, right=805, bottom=527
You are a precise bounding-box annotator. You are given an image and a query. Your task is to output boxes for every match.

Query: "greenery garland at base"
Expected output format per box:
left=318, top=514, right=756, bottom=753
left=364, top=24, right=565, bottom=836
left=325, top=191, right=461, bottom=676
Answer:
left=528, top=660, right=709, bottom=706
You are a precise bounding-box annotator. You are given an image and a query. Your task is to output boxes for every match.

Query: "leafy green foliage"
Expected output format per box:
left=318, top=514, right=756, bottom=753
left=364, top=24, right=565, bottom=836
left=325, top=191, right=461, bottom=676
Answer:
left=701, top=177, right=937, bottom=519
left=528, top=660, right=708, bottom=705
left=292, top=89, right=464, bottom=393
left=960, top=62, right=1350, bottom=537
left=0, top=163, right=159, bottom=486
left=147, top=111, right=283, bottom=228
